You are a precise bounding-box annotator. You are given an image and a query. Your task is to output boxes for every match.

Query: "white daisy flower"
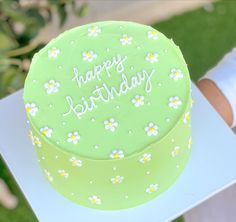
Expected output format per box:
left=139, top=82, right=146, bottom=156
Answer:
left=44, top=80, right=60, bottom=94
left=111, top=175, right=124, bottom=184
left=104, top=118, right=118, bottom=132
left=25, top=103, right=38, bottom=116
left=120, top=34, right=133, bottom=45
left=183, top=112, right=191, bottom=124
left=170, top=68, right=184, bottom=81
left=69, top=157, right=82, bottom=167
left=148, top=31, right=158, bottom=40
left=110, top=149, right=124, bottom=159
left=89, top=195, right=101, bottom=205
left=188, top=137, right=192, bottom=149
left=171, top=146, right=180, bottom=157
left=58, top=169, right=69, bottom=178
left=139, top=153, right=152, bottom=164
left=132, top=95, right=144, bottom=107
left=44, top=169, right=53, bottom=182
left=145, top=123, right=158, bottom=136
left=48, top=47, right=60, bottom=58
left=168, top=96, right=182, bottom=109
left=67, top=131, right=80, bottom=144
left=88, top=26, right=101, bottom=37
left=146, top=184, right=158, bottom=194
left=82, top=51, right=97, bottom=62
left=146, top=53, right=158, bottom=63
left=34, top=136, right=41, bottom=147
left=40, top=126, right=52, bottom=138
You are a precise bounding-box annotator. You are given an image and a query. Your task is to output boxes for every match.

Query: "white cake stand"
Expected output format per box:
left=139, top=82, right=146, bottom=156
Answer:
left=0, top=83, right=236, bottom=222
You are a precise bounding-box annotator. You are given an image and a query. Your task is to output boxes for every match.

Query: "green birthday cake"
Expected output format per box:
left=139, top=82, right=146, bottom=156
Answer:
left=23, top=21, right=192, bottom=210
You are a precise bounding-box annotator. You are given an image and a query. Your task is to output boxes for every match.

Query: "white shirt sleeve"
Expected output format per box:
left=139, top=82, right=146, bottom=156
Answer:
left=200, top=48, right=236, bottom=128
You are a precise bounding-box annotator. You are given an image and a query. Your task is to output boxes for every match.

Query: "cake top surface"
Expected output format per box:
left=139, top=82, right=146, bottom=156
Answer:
left=23, top=21, right=190, bottom=160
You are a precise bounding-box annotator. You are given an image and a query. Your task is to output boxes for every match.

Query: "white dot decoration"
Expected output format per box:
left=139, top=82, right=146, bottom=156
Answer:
left=171, top=138, right=175, bottom=142
left=32, top=79, right=37, bottom=83
left=62, top=122, right=66, bottom=125
left=131, top=67, right=134, bottom=70
left=146, top=171, right=150, bottom=175
left=166, top=118, right=170, bottom=122
left=55, top=155, right=58, bottom=159
left=89, top=181, right=93, bottom=184
left=128, top=130, right=132, bottom=134
left=119, top=26, right=123, bottom=29
left=58, top=65, right=62, bottom=69
left=115, top=105, right=120, bottom=109
left=147, top=102, right=151, bottom=105
left=113, top=167, right=117, bottom=171
left=137, top=46, right=141, bottom=49
left=49, top=104, right=53, bottom=108
left=71, top=41, right=75, bottom=44
left=41, top=156, right=45, bottom=160
left=26, top=120, right=29, bottom=124
left=106, top=48, right=110, bottom=52
left=56, top=141, right=60, bottom=144
left=164, top=49, right=168, bottom=53
left=38, top=159, right=40, bottom=162
left=176, top=165, right=180, bottom=168
left=71, top=192, right=74, bottom=196
left=125, top=195, right=129, bottom=199
left=91, top=118, right=95, bottom=122
left=157, top=83, right=162, bottom=87
left=94, top=145, right=99, bottom=149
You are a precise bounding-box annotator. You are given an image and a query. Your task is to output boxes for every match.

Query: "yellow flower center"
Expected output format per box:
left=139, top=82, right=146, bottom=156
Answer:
left=149, top=187, right=155, bottom=193
left=48, top=83, right=53, bottom=88
left=91, top=27, right=97, bottom=32
left=149, top=54, right=155, bottom=59
left=42, top=130, right=48, bottom=135
left=136, top=98, right=141, bottom=103
left=175, top=71, right=180, bottom=76
left=173, top=99, right=179, bottom=105
left=149, top=127, right=155, bottom=132
left=113, top=153, right=120, bottom=159
left=26, top=107, right=31, bottom=113
left=59, top=172, right=65, bottom=177
left=186, top=114, right=190, bottom=122
left=151, top=31, right=157, bottom=35
left=107, top=122, right=113, bottom=127
left=123, top=36, right=129, bottom=41
left=143, top=156, right=149, bottom=162
left=114, top=178, right=120, bottom=184
left=70, top=134, right=77, bottom=140
left=72, top=160, right=77, bottom=166
left=91, top=198, right=97, bottom=204
left=86, top=52, right=92, bottom=58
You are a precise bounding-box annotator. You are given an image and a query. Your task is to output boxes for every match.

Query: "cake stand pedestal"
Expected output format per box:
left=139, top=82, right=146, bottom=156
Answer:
left=0, top=83, right=236, bottom=222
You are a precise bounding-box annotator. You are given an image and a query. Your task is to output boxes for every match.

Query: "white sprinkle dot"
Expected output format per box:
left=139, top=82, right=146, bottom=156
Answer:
left=146, top=171, right=150, bottom=175
left=119, top=26, right=123, bottom=29
left=107, top=48, right=110, bottom=52
left=62, top=122, right=66, bottom=125
left=176, top=165, right=180, bottom=168
left=94, top=145, right=99, bottom=149
left=71, top=192, right=74, bottom=196
left=171, top=138, right=175, bottom=142
left=89, top=181, right=93, bottom=184
left=157, top=83, right=162, bottom=87
left=41, top=156, right=45, bottom=160
left=164, top=49, right=168, bottom=53
left=91, top=118, right=95, bottom=122
left=71, top=41, right=75, bottom=44
left=49, top=104, right=53, bottom=108
left=32, top=79, right=37, bottom=83
left=113, top=167, right=117, bottom=171
left=125, top=195, right=129, bottom=199
left=38, top=159, right=40, bottom=162
left=137, top=46, right=141, bottom=49
left=128, top=130, right=132, bottom=134
left=147, top=102, right=151, bottom=105
left=58, top=66, right=62, bottom=69
left=115, top=105, right=120, bottom=109
left=131, top=67, right=134, bottom=70
left=55, top=155, right=58, bottom=159
left=166, top=118, right=170, bottom=122
left=56, top=141, right=60, bottom=145
left=27, top=120, right=29, bottom=124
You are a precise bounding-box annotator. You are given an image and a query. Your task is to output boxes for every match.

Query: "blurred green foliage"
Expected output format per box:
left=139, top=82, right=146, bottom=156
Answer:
left=0, top=0, right=88, bottom=98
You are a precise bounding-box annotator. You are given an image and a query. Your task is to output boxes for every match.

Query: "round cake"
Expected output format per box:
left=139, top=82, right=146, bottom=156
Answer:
left=23, top=21, right=192, bottom=210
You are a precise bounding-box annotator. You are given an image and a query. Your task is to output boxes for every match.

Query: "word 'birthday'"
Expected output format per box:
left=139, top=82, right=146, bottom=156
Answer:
left=63, top=54, right=155, bottom=119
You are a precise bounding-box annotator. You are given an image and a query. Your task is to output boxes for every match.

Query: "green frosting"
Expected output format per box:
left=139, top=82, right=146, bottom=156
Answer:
left=23, top=21, right=192, bottom=210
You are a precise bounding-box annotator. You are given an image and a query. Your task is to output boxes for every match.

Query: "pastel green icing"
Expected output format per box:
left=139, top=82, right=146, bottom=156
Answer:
left=24, top=21, right=190, bottom=160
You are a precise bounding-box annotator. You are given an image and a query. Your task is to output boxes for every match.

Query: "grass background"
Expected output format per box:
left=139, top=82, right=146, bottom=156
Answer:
left=1, top=1, right=236, bottom=221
